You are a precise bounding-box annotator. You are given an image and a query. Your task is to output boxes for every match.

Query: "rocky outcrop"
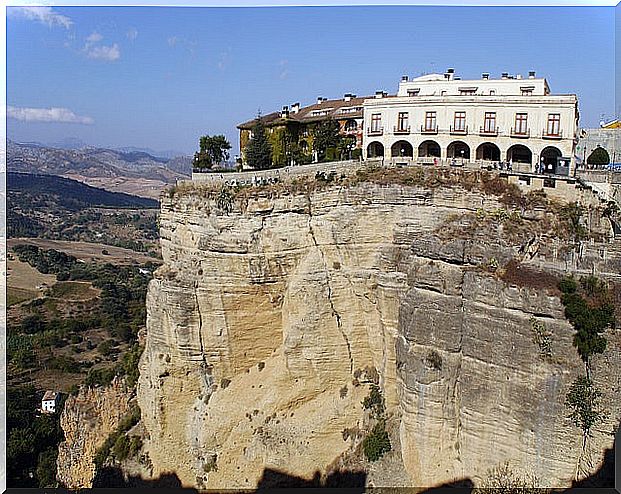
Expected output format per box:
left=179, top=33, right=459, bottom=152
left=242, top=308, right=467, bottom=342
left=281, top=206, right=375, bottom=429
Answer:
left=57, top=379, right=132, bottom=488
left=137, top=172, right=621, bottom=489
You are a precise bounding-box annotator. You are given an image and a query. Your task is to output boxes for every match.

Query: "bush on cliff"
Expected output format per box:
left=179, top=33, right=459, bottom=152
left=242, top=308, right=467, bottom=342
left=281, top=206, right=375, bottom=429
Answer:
left=362, top=419, right=391, bottom=462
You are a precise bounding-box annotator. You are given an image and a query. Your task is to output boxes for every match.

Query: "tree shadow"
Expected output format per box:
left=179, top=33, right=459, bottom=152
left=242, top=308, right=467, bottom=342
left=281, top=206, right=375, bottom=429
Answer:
left=91, top=466, right=197, bottom=491
left=256, top=467, right=366, bottom=490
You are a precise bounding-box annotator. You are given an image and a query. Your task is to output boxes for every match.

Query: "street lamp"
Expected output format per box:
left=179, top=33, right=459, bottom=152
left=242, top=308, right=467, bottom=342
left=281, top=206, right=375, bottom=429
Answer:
left=540, top=157, right=545, bottom=174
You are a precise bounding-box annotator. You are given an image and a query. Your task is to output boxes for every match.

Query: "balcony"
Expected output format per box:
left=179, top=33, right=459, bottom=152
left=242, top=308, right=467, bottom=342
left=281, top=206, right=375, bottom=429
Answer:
left=510, top=127, right=530, bottom=138
left=479, top=126, right=498, bottom=136
left=393, top=125, right=411, bottom=135
left=542, top=129, right=563, bottom=139
left=450, top=125, right=468, bottom=135
left=367, top=127, right=383, bottom=136
left=420, top=125, right=438, bottom=134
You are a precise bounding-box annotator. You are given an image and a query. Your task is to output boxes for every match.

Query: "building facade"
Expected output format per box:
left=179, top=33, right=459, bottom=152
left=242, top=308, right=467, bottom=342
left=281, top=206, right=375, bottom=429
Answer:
left=237, top=94, right=368, bottom=166
left=362, top=70, right=579, bottom=174
left=41, top=390, right=59, bottom=413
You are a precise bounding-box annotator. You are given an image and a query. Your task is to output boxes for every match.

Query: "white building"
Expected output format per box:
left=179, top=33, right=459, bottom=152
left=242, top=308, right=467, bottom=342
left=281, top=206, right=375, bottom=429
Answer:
left=41, top=390, right=60, bottom=413
left=362, top=69, right=579, bottom=175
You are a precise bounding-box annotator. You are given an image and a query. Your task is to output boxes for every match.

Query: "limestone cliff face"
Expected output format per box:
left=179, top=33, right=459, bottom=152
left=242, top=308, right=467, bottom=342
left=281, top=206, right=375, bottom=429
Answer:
left=57, top=379, right=132, bottom=488
left=138, top=176, right=621, bottom=489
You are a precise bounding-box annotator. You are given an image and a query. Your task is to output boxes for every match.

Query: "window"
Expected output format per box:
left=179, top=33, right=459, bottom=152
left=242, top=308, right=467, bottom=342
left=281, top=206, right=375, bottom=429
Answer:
left=521, top=88, right=533, bottom=96
left=489, top=90, right=496, bottom=95
left=407, top=89, right=420, bottom=96
left=514, top=113, right=528, bottom=134
left=371, top=113, right=382, bottom=132
left=425, top=112, right=436, bottom=131
left=547, top=113, right=561, bottom=136
left=459, top=87, right=477, bottom=95
left=440, top=90, right=447, bottom=96
left=397, top=112, right=409, bottom=131
left=483, top=112, right=496, bottom=132
left=453, top=111, right=466, bottom=131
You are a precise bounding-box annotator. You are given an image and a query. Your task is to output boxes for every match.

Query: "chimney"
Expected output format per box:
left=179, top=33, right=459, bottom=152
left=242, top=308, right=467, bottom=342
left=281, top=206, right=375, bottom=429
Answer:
left=482, top=73, right=489, bottom=80
left=516, top=73, right=522, bottom=79
left=317, top=96, right=323, bottom=104
left=344, top=93, right=352, bottom=102
left=501, top=72, right=509, bottom=79
left=447, top=68, right=454, bottom=73
left=350, top=93, right=357, bottom=98
left=281, top=105, right=289, bottom=118
left=401, top=75, right=409, bottom=82
left=291, top=102, right=300, bottom=114
left=375, top=90, right=384, bottom=99
left=528, top=70, right=536, bottom=79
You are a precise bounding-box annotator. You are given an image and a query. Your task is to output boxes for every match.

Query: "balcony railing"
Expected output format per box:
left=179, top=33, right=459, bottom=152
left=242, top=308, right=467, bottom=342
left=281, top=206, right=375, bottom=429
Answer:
left=421, top=125, right=438, bottom=134
left=479, top=126, right=498, bottom=136
left=367, top=127, right=383, bottom=136
left=450, top=125, right=468, bottom=135
left=393, top=125, right=411, bottom=135
left=542, top=129, right=563, bottom=139
left=510, top=127, right=530, bottom=138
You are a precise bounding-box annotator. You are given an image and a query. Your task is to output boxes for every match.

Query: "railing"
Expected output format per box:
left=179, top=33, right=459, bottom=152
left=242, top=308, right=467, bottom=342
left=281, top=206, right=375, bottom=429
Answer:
left=393, top=125, right=411, bottom=135
left=510, top=127, right=530, bottom=138
left=479, top=126, right=498, bottom=136
left=421, top=125, right=438, bottom=134
left=367, top=127, right=383, bottom=136
left=542, top=129, right=563, bottom=139
left=450, top=125, right=468, bottom=135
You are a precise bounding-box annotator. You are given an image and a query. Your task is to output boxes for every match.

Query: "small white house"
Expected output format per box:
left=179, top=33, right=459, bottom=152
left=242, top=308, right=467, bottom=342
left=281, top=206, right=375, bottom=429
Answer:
left=41, top=391, right=60, bottom=413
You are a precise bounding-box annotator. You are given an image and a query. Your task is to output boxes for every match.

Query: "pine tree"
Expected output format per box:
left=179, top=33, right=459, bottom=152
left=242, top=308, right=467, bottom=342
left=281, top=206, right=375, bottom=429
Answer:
left=245, top=114, right=273, bottom=170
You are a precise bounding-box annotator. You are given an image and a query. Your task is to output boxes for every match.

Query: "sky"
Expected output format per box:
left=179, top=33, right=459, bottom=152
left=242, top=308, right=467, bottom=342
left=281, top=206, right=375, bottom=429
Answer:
left=6, top=5, right=617, bottom=157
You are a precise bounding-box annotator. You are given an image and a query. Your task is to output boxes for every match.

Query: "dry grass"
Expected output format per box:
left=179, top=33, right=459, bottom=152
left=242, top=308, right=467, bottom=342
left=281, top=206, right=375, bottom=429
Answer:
left=499, top=259, right=560, bottom=294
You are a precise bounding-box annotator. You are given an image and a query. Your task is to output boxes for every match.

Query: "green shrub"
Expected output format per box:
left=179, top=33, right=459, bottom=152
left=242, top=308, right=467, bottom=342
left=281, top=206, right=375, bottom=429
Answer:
left=362, top=384, right=385, bottom=419
left=112, top=434, right=130, bottom=461
left=559, top=276, right=577, bottom=294
left=362, top=419, right=391, bottom=462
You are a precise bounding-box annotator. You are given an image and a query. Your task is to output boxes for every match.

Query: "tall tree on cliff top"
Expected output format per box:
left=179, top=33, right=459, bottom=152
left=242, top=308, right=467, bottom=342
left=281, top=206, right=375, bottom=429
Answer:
left=193, top=135, right=232, bottom=170
left=245, top=113, right=273, bottom=170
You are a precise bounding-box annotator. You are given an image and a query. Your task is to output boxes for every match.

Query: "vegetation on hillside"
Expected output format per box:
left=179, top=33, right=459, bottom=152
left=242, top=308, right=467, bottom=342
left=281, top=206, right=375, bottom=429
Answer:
left=8, top=172, right=160, bottom=254
left=7, top=244, right=155, bottom=487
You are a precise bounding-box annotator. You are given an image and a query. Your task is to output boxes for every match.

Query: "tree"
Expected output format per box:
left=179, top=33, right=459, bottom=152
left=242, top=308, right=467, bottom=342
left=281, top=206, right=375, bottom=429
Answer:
left=565, top=376, right=605, bottom=442
left=244, top=114, right=273, bottom=170
left=586, top=147, right=610, bottom=166
left=194, top=135, right=232, bottom=170
left=312, top=119, right=340, bottom=162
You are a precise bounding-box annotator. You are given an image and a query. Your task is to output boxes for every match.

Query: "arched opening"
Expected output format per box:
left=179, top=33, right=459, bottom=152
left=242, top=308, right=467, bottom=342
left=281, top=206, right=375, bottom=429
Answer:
left=418, top=140, right=441, bottom=158
left=367, top=141, right=384, bottom=158
left=390, top=140, right=414, bottom=158
left=587, top=147, right=610, bottom=167
left=447, top=141, right=471, bottom=160
left=344, top=119, right=358, bottom=132
left=476, top=142, right=501, bottom=162
left=507, top=144, right=532, bottom=164
left=540, top=146, right=562, bottom=174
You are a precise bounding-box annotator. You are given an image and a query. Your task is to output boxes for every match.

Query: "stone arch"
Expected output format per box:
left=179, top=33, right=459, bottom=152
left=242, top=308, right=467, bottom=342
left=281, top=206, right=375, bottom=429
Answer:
left=418, top=140, right=441, bottom=158
left=476, top=142, right=501, bottom=161
left=507, top=144, right=532, bottom=164
left=447, top=141, right=471, bottom=159
left=540, top=146, right=562, bottom=173
left=367, top=141, right=384, bottom=158
left=390, top=140, right=414, bottom=158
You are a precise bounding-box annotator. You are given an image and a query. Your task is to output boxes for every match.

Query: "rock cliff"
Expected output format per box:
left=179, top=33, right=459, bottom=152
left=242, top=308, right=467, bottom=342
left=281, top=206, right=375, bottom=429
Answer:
left=57, top=378, right=133, bottom=488
left=137, top=169, right=621, bottom=489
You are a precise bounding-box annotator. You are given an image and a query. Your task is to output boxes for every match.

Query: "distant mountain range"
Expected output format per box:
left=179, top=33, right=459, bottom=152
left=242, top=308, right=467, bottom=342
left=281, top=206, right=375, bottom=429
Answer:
left=13, top=137, right=188, bottom=160
left=7, top=140, right=193, bottom=199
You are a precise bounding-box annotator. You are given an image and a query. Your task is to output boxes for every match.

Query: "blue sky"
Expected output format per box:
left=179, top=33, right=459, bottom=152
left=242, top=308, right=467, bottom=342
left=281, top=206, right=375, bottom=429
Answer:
left=7, top=5, right=616, bottom=156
